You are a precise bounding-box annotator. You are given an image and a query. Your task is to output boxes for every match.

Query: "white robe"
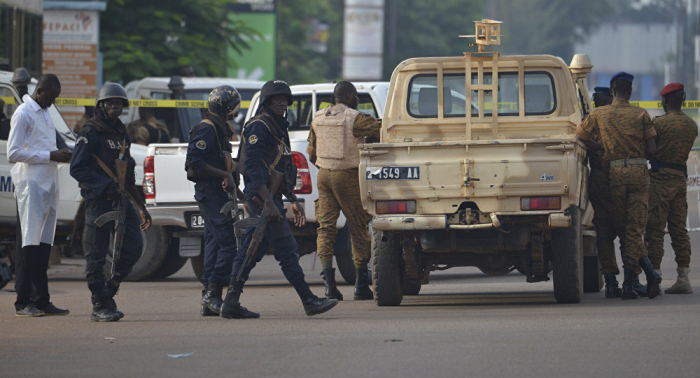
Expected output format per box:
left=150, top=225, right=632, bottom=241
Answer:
left=7, top=95, right=59, bottom=247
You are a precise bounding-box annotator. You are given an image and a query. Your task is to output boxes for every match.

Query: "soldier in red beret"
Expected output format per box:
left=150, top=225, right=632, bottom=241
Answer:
left=646, top=82, right=698, bottom=294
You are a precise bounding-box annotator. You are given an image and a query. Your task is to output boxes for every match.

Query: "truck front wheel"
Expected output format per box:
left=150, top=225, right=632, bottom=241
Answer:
left=372, top=230, right=404, bottom=306
left=551, top=206, right=583, bottom=303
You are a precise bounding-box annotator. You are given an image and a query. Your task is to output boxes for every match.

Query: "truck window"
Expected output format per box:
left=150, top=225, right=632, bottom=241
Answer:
left=287, top=93, right=378, bottom=132
left=408, top=71, right=556, bottom=118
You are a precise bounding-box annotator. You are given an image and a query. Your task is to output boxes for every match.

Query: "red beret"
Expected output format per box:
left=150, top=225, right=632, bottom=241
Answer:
left=660, top=82, right=684, bottom=96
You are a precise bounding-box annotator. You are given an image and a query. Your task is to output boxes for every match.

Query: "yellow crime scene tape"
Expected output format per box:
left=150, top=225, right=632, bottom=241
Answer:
left=2, top=96, right=700, bottom=110
left=0, top=96, right=251, bottom=109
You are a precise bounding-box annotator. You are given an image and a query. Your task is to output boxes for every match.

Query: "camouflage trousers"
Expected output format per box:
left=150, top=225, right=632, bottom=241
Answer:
left=315, top=167, right=372, bottom=269
left=609, top=181, right=649, bottom=272
left=645, top=171, right=691, bottom=269
left=588, top=171, right=619, bottom=275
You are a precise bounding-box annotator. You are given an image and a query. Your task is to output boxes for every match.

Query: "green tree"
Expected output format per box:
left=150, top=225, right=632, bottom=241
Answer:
left=383, top=0, right=485, bottom=79
left=275, top=0, right=344, bottom=84
left=100, top=0, right=260, bottom=83
left=491, top=0, right=616, bottom=61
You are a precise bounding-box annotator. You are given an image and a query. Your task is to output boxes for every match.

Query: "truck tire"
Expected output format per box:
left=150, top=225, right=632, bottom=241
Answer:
left=105, top=225, right=168, bottom=281
left=334, top=223, right=356, bottom=285
left=551, top=206, right=583, bottom=303
left=372, top=230, right=403, bottom=306
left=582, top=235, right=603, bottom=293
left=402, top=280, right=421, bottom=295
left=191, top=254, right=204, bottom=282
left=152, top=238, right=189, bottom=279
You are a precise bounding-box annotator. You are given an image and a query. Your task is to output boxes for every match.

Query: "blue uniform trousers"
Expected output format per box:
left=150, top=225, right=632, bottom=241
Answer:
left=229, top=197, right=305, bottom=289
left=83, top=198, right=143, bottom=285
left=195, top=190, right=237, bottom=287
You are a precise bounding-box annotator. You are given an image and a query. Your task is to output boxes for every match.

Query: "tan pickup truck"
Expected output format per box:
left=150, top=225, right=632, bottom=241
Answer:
left=361, top=20, right=599, bottom=305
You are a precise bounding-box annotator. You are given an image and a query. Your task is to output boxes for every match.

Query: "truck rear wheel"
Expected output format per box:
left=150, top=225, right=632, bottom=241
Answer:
left=106, top=225, right=168, bottom=281
left=372, top=230, right=403, bottom=306
left=551, top=206, right=583, bottom=303
left=152, top=238, right=189, bottom=279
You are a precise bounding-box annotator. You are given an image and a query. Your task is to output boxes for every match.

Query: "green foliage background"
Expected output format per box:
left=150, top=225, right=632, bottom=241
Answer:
left=100, top=0, right=260, bottom=83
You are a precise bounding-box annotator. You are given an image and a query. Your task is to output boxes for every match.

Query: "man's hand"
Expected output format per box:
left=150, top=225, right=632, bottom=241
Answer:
left=222, top=173, right=236, bottom=193
left=139, top=208, right=152, bottom=231
left=50, top=148, right=72, bottom=163
left=290, top=200, right=306, bottom=227
left=263, top=200, right=283, bottom=223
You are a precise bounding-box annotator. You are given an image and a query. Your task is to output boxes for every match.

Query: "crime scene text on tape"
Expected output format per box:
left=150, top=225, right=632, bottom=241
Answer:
left=687, top=175, right=700, bottom=192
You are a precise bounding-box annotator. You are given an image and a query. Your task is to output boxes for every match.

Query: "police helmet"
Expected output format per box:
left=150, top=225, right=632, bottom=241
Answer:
left=259, top=80, right=293, bottom=107
left=96, top=83, right=129, bottom=108
left=208, top=85, right=241, bottom=116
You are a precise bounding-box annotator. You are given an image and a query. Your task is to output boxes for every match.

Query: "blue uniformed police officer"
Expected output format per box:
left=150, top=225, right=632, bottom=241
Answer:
left=185, top=85, right=242, bottom=316
left=70, top=83, right=152, bottom=322
left=220, top=80, right=338, bottom=318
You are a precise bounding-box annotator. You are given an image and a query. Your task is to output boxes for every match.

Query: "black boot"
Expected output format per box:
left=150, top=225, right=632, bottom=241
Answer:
left=220, top=286, right=259, bottom=319
left=90, top=295, right=120, bottom=322
left=603, top=273, right=622, bottom=299
left=621, top=269, right=640, bottom=300
left=295, top=283, right=339, bottom=316
left=104, top=279, right=124, bottom=319
left=202, top=282, right=224, bottom=315
left=200, top=289, right=217, bottom=316
left=354, top=268, right=373, bottom=300
left=322, top=268, right=343, bottom=300
left=639, top=256, right=662, bottom=299
left=632, top=275, right=648, bottom=297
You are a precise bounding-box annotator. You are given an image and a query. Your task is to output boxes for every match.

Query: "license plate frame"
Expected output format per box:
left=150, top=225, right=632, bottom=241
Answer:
left=190, top=214, right=205, bottom=228
left=366, top=166, right=420, bottom=180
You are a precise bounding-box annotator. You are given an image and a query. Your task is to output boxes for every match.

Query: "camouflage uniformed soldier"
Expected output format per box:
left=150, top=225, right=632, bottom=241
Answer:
left=307, top=81, right=381, bottom=301
left=576, top=71, right=662, bottom=300
left=586, top=87, right=622, bottom=298
left=646, top=82, right=697, bottom=294
left=126, top=106, right=170, bottom=145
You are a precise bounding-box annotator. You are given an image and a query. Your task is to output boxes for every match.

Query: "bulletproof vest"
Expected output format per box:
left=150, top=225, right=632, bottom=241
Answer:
left=240, top=112, right=296, bottom=196
left=312, top=104, right=363, bottom=171
left=144, top=122, right=170, bottom=144
left=185, top=119, right=232, bottom=182
left=82, top=118, right=135, bottom=188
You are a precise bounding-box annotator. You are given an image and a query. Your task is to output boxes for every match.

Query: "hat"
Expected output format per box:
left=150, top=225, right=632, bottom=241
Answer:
left=660, top=82, right=684, bottom=97
left=594, top=87, right=611, bottom=96
left=610, top=72, right=634, bottom=86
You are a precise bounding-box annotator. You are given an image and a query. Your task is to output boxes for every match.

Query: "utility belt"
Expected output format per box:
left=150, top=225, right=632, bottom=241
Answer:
left=651, top=158, right=688, bottom=177
left=610, top=158, right=646, bottom=168
left=194, top=179, right=225, bottom=192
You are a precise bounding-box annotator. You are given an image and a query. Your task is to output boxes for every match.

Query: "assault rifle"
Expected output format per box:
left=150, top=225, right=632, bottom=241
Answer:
left=93, top=158, right=130, bottom=280
left=235, top=169, right=284, bottom=283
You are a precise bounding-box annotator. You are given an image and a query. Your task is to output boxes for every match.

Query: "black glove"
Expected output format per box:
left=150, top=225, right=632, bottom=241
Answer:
left=105, top=181, right=120, bottom=201
left=649, top=157, right=660, bottom=173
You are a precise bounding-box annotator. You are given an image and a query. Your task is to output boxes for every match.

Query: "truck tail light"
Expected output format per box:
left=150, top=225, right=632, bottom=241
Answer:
left=376, top=200, right=416, bottom=214
left=143, top=156, right=155, bottom=200
left=521, top=196, right=561, bottom=211
left=292, top=152, right=312, bottom=195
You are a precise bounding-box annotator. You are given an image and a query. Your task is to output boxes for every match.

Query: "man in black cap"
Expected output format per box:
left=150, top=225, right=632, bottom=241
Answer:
left=576, top=72, right=662, bottom=300
left=220, top=80, right=338, bottom=318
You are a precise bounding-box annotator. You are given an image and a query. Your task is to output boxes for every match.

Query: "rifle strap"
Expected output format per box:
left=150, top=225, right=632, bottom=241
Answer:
left=91, top=137, right=125, bottom=180
left=245, top=117, right=286, bottom=174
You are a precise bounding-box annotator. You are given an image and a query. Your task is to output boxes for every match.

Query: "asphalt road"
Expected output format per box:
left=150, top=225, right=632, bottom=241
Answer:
left=1, top=237, right=699, bottom=378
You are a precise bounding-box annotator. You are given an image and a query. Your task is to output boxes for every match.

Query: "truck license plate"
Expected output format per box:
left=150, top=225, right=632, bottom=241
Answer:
left=191, top=214, right=205, bottom=227
left=366, top=166, right=420, bottom=180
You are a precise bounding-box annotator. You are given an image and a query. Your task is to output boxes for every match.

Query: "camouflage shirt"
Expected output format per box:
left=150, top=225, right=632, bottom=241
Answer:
left=308, top=111, right=380, bottom=148
left=652, top=110, right=698, bottom=176
left=577, top=99, right=656, bottom=185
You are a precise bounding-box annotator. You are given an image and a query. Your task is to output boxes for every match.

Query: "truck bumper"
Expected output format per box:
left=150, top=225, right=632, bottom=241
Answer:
left=147, top=204, right=200, bottom=228
left=372, top=211, right=571, bottom=231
